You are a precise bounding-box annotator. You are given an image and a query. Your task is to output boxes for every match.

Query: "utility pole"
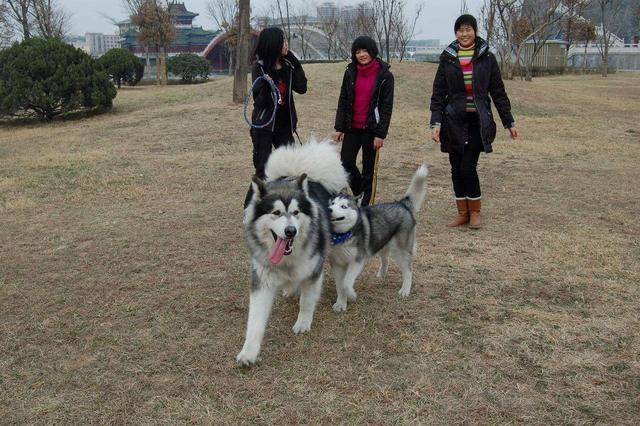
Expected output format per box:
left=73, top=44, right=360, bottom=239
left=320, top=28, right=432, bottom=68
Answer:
left=233, top=0, right=250, bottom=103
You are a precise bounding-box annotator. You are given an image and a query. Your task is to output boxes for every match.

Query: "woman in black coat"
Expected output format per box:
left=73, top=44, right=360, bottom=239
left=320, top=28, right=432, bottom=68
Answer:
left=249, top=27, right=307, bottom=180
left=335, top=36, right=394, bottom=206
left=430, top=14, right=518, bottom=229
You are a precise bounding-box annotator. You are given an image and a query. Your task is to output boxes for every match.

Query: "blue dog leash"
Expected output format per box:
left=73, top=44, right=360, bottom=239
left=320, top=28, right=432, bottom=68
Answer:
left=243, top=75, right=281, bottom=129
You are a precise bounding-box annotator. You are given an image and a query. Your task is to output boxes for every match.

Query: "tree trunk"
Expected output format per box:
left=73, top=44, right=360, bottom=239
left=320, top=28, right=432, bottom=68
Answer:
left=155, top=47, right=161, bottom=85
left=145, top=46, right=150, bottom=80
left=228, top=47, right=234, bottom=76
left=582, top=42, right=588, bottom=74
left=233, top=0, right=250, bottom=104
left=161, top=47, right=168, bottom=85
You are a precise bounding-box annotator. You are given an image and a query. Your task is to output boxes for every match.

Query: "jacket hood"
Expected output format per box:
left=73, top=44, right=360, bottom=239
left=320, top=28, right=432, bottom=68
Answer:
left=442, top=37, right=489, bottom=59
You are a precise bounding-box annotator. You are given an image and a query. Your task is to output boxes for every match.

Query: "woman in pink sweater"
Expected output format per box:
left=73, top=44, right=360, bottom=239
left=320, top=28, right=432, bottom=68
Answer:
left=334, top=36, right=394, bottom=206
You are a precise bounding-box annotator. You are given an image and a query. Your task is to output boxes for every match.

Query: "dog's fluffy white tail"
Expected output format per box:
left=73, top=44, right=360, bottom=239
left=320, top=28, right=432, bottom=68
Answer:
left=405, top=164, right=428, bottom=214
left=265, top=138, right=348, bottom=194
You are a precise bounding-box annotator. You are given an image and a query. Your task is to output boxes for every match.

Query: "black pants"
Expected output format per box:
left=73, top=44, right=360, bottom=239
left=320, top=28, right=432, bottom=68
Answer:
left=245, top=129, right=294, bottom=207
left=449, top=113, right=483, bottom=200
left=250, top=128, right=294, bottom=178
left=341, top=129, right=377, bottom=206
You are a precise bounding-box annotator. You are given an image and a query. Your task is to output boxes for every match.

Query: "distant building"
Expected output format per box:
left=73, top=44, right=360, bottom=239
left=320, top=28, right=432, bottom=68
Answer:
left=202, top=29, right=260, bottom=72
left=522, top=39, right=568, bottom=73
left=116, top=20, right=136, bottom=36
left=64, top=34, right=87, bottom=51
left=119, top=2, right=217, bottom=61
left=341, top=3, right=374, bottom=22
left=317, top=2, right=339, bottom=22
left=85, top=33, right=122, bottom=57
left=405, top=40, right=442, bottom=62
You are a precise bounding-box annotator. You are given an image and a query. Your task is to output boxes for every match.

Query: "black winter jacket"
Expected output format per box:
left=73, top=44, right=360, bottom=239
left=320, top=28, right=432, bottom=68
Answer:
left=430, top=37, right=514, bottom=154
left=335, top=58, right=394, bottom=139
left=251, top=52, right=307, bottom=132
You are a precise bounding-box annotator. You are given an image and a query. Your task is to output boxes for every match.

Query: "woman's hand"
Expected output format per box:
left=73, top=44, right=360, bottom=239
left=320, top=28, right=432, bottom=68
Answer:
left=334, top=131, right=344, bottom=143
left=431, top=127, right=440, bottom=143
left=373, top=137, right=384, bottom=150
left=509, top=127, right=518, bottom=140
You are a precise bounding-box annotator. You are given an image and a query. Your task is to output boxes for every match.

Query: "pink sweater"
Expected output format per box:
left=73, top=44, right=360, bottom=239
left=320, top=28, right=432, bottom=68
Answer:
left=352, top=59, right=380, bottom=129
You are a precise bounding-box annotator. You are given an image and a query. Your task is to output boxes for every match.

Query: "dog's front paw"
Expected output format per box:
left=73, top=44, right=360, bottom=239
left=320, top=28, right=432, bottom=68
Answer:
left=398, top=286, right=411, bottom=298
left=236, top=349, right=259, bottom=366
left=332, top=300, right=347, bottom=312
left=292, top=319, right=312, bottom=334
left=346, top=289, right=357, bottom=302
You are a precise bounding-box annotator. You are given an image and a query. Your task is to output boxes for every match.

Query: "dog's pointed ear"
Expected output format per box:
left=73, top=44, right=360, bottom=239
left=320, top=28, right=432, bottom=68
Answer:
left=251, top=175, right=267, bottom=200
left=296, top=173, right=309, bottom=194
left=355, top=193, right=364, bottom=207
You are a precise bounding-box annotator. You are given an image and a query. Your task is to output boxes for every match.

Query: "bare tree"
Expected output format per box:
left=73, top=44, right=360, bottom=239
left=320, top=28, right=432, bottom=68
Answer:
left=335, top=3, right=380, bottom=60
left=291, top=3, right=311, bottom=60
left=393, top=0, right=423, bottom=62
left=575, top=18, right=596, bottom=72
left=1, top=1, right=15, bottom=44
left=30, top=0, right=70, bottom=38
left=207, top=0, right=238, bottom=74
left=274, top=0, right=291, bottom=40
left=518, top=0, right=570, bottom=81
left=5, top=0, right=31, bottom=38
left=560, top=0, right=594, bottom=70
left=460, top=0, right=469, bottom=14
left=372, top=0, right=400, bottom=62
left=481, top=0, right=498, bottom=47
left=595, top=0, right=625, bottom=77
left=318, top=7, right=340, bottom=60
left=233, top=0, right=249, bottom=103
left=488, top=0, right=521, bottom=79
left=126, top=0, right=177, bottom=85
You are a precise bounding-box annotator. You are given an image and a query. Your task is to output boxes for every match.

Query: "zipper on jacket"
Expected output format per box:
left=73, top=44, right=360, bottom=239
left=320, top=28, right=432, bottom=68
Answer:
left=365, top=65, right=387, bottom=130
left=374, top=79, right=386, bottom=124
left=288, top=66, right=294, bottom=132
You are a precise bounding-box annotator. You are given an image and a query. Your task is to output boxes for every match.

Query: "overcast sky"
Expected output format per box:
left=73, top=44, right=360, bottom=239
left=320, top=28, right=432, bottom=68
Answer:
left=62, top=0, right=485, bottom=42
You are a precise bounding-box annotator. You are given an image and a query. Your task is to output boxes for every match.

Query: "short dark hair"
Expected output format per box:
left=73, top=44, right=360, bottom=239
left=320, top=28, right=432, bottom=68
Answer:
left=254, top=27, right=285, bottom=72
left=351, top=36, right=379, bottom=63
left=454, top=14, right=478, bottom=34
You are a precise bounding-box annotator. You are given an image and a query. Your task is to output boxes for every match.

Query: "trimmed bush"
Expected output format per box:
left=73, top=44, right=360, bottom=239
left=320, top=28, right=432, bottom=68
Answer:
left=167, top=53, right=210, bottom=83
left=99, top=48, right=144, bottom=88
left=0, top=37, right=116, bottom=120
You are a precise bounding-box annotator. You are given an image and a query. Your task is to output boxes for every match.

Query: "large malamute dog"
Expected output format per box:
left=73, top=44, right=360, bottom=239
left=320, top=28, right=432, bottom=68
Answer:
left=237, top=140, right=348, bottom=365
left=328, top=165, right=428, bottom=312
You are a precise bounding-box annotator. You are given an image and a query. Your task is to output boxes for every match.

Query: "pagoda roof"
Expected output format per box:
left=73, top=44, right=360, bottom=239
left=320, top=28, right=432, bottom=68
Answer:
left=169, top=2, right=198, bottom=18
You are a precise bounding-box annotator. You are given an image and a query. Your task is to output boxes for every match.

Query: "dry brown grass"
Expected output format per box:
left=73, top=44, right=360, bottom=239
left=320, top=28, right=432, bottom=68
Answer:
left=1, top=62, right=639, bottom=424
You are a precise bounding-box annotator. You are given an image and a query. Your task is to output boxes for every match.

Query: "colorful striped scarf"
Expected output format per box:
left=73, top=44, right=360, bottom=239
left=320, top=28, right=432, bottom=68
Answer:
left=458, top=45, right=476, bottom=112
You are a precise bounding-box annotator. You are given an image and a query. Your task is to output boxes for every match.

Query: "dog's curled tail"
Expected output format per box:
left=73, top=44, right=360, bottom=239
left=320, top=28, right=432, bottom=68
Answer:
left=405, top=164, right=429, bottom=214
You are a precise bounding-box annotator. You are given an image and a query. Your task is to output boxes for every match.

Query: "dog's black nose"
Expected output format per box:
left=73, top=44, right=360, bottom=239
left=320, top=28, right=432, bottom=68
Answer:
left=284, top=226, right=297, bottom=238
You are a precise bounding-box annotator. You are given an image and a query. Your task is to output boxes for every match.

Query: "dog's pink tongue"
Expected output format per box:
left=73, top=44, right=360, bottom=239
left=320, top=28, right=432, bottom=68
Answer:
left=268, top=238, right=288, bottom=265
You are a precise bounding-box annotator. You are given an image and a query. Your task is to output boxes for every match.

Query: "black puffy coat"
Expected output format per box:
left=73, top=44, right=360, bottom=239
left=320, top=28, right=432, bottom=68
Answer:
left=335, top=58, right=394, bottom=139
left=251, top=52, right=307, bottom=132
left=430, top=37, right=514, bottom=154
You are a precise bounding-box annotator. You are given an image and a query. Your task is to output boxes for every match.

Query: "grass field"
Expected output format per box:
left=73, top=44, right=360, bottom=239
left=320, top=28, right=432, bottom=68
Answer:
left=1, top=62, right=639, bottom=424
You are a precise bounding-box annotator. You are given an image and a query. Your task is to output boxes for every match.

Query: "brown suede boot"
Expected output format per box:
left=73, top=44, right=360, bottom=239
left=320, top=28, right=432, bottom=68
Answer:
left=447, top=199, right=469, bottom=227
left=468, top=199, right=482, bottom=229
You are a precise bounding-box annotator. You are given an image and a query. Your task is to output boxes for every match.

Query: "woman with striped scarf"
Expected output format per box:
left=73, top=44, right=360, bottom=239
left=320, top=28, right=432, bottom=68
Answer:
left=430, top=14, right=518, bottom=229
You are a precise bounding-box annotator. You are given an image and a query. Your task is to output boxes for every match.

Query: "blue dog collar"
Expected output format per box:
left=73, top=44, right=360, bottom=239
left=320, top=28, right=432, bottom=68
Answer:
left=331, top=231, right=353, bottom=246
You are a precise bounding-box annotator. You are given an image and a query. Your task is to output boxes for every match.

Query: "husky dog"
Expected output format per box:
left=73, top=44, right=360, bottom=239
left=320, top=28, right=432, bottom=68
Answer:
left=237, top=140, right=348, bottom=365
left=328, top=165, right=428, bottom=312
